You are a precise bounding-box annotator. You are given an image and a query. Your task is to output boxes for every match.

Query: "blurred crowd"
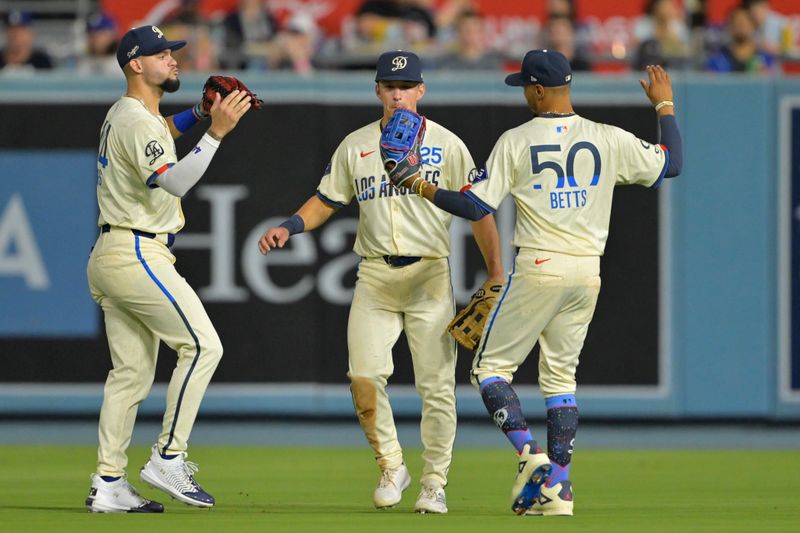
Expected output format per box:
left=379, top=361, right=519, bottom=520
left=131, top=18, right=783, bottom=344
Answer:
left=1, top=0, right=798, bottom=76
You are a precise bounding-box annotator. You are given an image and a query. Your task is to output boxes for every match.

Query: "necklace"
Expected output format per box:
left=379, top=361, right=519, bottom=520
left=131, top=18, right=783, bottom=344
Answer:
left=124, top=94, right=160, bottom=118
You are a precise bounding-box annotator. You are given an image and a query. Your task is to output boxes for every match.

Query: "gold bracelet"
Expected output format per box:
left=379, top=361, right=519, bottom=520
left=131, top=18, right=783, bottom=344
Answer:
left=654, top=100, right=674, bottom=112
left=417, top=179, right=427, bottom=198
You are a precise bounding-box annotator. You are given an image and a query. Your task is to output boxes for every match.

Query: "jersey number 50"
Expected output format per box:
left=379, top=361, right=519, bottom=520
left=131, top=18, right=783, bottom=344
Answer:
left=530, top=142, right=601, bottom=189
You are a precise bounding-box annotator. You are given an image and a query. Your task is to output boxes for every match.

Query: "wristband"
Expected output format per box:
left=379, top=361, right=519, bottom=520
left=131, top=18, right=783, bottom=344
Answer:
left=279, top=214, right=305, bottom=235
left=173, top=104, right=206, bottom=133
left=654, top=100, right=674, bottom=112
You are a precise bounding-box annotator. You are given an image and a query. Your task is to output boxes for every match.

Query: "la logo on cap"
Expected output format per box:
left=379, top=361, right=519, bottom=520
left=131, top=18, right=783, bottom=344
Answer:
left=152, top=26, right=163, bottom=39
left=391, top=56, right=407, bottom=71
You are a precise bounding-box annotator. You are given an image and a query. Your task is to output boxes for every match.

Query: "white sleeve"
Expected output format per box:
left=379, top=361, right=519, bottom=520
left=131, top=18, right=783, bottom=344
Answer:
left=153, top=133, right=220, bottom=197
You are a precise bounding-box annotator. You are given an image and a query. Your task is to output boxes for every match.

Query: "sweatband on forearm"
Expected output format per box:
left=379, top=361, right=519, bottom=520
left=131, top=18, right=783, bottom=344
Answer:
left=153, top=133, right=220, bottom=197
left=658, top=115, right=683, bottom=178
left=279, top=214, right=305, bottom=235
left=432, top=189, right=491, bottom=221
left=172, top=104, right=207, bottom=134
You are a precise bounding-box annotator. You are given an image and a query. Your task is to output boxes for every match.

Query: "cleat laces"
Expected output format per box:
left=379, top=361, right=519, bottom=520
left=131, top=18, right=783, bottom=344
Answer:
left=161, top=456, right=201, bottom=493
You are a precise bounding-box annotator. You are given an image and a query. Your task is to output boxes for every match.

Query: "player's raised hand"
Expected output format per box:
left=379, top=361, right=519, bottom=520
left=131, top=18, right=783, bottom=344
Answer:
left=207, top=90, right=252, bottom=140
left=639, top=65, right=673, bottom=112
left=258, top=226, right=290, bottom=255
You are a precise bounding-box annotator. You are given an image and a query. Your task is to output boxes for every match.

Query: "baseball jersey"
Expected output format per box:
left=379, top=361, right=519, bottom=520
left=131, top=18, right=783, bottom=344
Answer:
left=96, top=96, right=183, bottom=234
left=466, top=114, right=668, bottom=256
left=317, top=118, right=475, bottom=258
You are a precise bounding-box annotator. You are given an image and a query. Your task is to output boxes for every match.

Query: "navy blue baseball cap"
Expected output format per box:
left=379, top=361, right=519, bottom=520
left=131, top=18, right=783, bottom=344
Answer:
left=116, top=25, right=186, bottom=69
left=505, top=49, right=572, bottom=87
left=5, top=10, right=33, bottom=27
left=375, top=50, right=423, bottom=83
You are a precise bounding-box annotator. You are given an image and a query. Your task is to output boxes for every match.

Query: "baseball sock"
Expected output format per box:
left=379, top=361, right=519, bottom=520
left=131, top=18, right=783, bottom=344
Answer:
left=100, top=475, right=121, bottom=482
left=545, top=394, right=578, bottom=487
left=479, top=377, right=540, bottom=454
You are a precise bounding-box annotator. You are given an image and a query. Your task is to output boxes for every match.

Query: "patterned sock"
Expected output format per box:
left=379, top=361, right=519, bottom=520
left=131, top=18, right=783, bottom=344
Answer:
left=479, top=377, right=540, bottom=454
left=545, top=394, right=578, bottom=486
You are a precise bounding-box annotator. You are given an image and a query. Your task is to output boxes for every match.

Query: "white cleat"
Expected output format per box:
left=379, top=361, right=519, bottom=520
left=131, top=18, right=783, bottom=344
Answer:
left=85, top=473, right=164, bottom=513
left=414, top=481, right=448, bottom=514
left=140, top=445, right=215, bottom=508
left=373, top=463, right=411, bottom=509
left=510, top=443, right=552, bottom=515
left=526, top=480, right=574, bottom=516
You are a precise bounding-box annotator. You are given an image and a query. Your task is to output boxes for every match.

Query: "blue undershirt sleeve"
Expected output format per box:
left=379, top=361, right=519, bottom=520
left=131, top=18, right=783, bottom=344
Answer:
left=432, top=188, right=491, bottom=221
left=659, top=115, right=682, bottom=178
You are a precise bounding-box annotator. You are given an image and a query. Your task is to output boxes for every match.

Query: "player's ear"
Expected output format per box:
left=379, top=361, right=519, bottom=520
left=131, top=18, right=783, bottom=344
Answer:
left=128, top=58, right=144, bottom=75
left=416, top=83, right=426, bottom=101
left=374, top=83, right=381, bottom=100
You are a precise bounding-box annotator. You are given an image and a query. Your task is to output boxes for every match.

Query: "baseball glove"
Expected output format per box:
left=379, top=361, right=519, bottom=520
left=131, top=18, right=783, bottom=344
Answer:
left=201, top=75, right=264, bottom=114
left=379, top=109, right=426, bottom=188
left=447, top=279, right=504, bottom=351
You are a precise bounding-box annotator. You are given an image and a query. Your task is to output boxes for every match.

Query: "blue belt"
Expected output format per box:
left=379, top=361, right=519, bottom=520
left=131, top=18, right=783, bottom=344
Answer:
left=101, top=224, right=176, bottom=248
left=383, top=255, right=422, bottom=267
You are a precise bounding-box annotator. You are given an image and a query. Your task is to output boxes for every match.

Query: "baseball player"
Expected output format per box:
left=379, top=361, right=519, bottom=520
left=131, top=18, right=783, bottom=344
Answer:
left=401, top=51, right=683, bottom=515
left=258, top=50, right=503, bottom=514
left=85, top=25, right=252, bottom=513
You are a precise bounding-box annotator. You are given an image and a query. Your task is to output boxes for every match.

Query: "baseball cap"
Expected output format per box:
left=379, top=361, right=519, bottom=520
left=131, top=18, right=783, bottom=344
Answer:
left=5, top=10, right=33, bottom=27
left=87, top=12, right=116, bottom=33
left=375, top=50, right=423, bottom=83
left=505, top=49, right=572, bottom=87
left=116, top=25, right=186, bottom=69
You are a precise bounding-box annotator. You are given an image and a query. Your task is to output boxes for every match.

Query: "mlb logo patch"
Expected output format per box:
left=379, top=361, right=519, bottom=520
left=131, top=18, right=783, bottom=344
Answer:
left=556, top=125, right=568, bottom=133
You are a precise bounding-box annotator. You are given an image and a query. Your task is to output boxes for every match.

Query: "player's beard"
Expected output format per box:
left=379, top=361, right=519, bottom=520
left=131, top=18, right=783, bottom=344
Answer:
left=160, top=77, right=181, bottom=93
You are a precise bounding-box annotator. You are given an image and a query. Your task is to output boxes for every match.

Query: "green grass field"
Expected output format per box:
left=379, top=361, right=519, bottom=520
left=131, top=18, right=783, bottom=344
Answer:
left=0, top=446, right=797, bottom=532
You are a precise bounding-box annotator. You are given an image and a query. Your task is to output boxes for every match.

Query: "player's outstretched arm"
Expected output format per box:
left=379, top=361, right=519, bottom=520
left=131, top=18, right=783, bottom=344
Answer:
left=258, top=195, right=337, bottom=255
left=407, top=179, right=491, bottom=221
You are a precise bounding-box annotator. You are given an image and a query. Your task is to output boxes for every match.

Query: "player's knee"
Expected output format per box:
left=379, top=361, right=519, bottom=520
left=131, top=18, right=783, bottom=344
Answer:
left=198, top=336, right=223, bottom=366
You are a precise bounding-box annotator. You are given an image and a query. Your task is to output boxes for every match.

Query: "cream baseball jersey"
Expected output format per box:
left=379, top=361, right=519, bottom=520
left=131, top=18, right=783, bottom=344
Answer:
left=317, top=118, right=475, bottom=258
left=96, top=96, right=183, bottom=234
left=466, top=114, right=668, bottom=256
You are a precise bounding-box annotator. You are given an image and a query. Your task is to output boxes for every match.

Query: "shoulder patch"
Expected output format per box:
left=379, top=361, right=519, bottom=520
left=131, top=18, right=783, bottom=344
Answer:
left=145, top=140, right=165, bottom=166
left=470, top=167, right=488, bottom=184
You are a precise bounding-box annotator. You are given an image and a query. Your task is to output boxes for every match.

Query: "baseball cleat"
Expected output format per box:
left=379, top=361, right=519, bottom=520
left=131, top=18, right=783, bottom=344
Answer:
left=85, top=473, right=164, bottom=513
left=140, top=445, right=215, bottom=508
left=510, top=443, right=552, bottom=515
left=526, top=480, right=574, bottom=516
left=373, top=463, right=411, bottom=509
left=414, top=481, right=448, bottom=514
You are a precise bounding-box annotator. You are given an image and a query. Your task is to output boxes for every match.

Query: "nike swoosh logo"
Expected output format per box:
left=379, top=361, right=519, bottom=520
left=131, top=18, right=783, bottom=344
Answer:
left=360, top=150, right=375, bottom=158
left=534, top=258, right=551, bottom=265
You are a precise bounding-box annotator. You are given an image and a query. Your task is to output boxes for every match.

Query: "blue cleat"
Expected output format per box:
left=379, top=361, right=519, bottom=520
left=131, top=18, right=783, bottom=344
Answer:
left=510, top=443, right=552, bottom=515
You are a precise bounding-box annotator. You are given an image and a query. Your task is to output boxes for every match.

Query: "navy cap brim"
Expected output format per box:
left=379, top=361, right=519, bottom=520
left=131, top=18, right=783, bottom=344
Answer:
left=504, top=72, right=528, bottom=86
left=375, top=74, right=423, bottom=82
left=142, top=39, right=186, bottom=56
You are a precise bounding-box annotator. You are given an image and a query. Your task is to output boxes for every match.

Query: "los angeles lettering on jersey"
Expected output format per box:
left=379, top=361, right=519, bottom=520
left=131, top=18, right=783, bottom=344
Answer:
left=353, top=169, right=441, bottom=203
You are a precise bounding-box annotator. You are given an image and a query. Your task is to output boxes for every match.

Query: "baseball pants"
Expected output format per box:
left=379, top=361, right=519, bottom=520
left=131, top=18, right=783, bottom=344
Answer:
left=87, top=227, right=222, bottom=476
left=471, top=248, right=601, bottom=397
left=347, top=257, right=456, bottom=487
